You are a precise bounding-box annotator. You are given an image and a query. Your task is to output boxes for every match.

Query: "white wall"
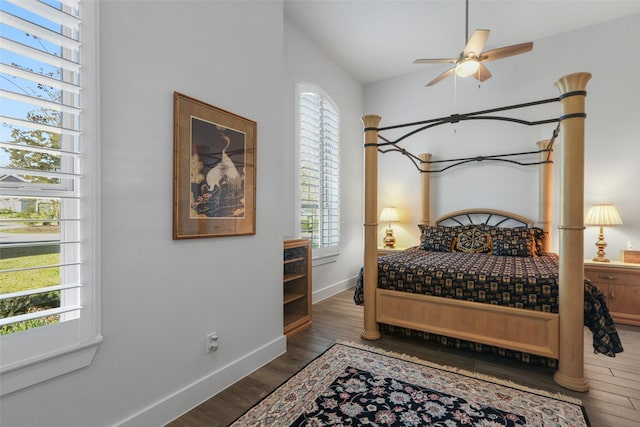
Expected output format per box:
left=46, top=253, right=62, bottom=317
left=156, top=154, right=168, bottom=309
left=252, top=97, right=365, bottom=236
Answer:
left=1, top=2, right=286, bottom=426
left=364, top=14, right=640, bottom=260
left=283, top=19, right=364, bottom=301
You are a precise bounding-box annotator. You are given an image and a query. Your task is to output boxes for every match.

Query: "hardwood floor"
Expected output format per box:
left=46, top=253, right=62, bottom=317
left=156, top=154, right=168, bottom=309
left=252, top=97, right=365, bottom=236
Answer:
left=168, top=289, right=640, bottom=426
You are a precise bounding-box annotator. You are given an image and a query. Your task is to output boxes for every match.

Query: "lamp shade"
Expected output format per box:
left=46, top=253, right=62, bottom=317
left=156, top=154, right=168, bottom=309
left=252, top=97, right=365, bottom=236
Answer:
left=379, top=206, right=399, bottom=223
left=584, top=204, right=623, bottom=226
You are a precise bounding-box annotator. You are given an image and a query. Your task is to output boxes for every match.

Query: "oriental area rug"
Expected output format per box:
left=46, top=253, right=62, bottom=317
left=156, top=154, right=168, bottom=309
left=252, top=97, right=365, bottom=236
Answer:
left=231, top=341, right=589, bottom=427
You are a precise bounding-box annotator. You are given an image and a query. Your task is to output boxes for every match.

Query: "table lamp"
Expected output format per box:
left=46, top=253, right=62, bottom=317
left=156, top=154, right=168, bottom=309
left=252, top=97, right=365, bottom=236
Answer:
left=584, top=204, right=623, bottom=262
left=379, top=206, right=399, bottom=248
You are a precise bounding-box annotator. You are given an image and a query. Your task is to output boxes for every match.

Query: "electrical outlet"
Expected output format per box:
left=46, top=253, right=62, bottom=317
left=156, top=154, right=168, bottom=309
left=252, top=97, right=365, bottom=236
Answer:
left=206, top=332, right=218, bottom=353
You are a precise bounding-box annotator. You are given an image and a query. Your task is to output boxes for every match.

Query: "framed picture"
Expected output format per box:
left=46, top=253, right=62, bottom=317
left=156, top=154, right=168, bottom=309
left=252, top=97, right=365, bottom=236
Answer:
left=173, top=92, right=256, bottom=239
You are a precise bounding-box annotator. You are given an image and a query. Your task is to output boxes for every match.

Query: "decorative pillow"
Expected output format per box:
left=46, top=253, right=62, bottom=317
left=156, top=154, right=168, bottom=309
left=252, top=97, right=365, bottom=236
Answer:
left=530, top=227, right=547, bottom=255
left=453, top=227, right=492, bottom=254
left=418, top=225, right=462, bottom=252
left=492, top=239, right=534, bottom=257
left=482, top=225, right=536, bottom=257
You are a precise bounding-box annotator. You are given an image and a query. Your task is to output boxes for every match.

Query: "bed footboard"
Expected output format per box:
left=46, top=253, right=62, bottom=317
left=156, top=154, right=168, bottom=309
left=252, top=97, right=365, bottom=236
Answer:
left=376, top=289, right=560, bottom=359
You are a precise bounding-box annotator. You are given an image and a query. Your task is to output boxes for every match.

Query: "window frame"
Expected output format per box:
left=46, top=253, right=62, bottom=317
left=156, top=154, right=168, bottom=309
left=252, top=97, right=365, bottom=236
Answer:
left=295, top=83, right=340, bottom=260
left=0, top=0, right=102, bottom=396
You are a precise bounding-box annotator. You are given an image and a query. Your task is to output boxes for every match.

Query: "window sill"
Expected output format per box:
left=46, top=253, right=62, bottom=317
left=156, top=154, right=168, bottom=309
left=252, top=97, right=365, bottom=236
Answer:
left=312, top=252, right=339, bottom=267
left=0, top=335, right=102, bottom=396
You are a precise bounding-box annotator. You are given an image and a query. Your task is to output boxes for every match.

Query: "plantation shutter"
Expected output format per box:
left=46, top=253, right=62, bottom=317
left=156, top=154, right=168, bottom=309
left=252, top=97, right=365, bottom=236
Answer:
left=320, top=99, right=339, bottom=247
left=299, top=90, right=340, bottom=252
left=0, top=0, right=83, bottom=333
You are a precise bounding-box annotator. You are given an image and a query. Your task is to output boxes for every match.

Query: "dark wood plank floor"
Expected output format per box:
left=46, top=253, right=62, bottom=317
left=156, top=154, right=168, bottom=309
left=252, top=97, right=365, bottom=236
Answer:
left=168, top=289, right=640, bottom=426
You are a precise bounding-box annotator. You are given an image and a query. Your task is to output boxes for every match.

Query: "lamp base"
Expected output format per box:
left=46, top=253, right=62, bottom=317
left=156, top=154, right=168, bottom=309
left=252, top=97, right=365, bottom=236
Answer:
left=593, top=230, right=610, bottom=262
left=383, top=226, right=396, bottom=249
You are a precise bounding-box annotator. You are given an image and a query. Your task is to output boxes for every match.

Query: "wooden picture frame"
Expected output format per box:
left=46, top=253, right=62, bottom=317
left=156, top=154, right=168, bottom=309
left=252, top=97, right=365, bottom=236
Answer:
left=173, top=92, right=256, bottom=239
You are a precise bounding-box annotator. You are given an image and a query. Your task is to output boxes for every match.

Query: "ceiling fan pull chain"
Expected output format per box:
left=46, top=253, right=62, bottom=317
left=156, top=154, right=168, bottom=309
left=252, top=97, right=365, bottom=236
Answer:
left=454, top=73, right=458, bottom=131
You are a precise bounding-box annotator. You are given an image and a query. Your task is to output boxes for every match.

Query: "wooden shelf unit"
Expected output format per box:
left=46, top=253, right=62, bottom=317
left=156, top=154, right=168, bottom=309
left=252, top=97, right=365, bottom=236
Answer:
left=585, top=261, right=640, bottom=326
left=283, top=239, right=312, bottom=336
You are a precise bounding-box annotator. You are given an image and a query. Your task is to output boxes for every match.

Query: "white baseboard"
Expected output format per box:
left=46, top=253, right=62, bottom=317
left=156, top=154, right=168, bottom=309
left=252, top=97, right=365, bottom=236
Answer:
left=114, top=278, right=355, bottom=426
left=116, top=335, right=287, bottom=427
left=312, top=276, right=356, bottom=304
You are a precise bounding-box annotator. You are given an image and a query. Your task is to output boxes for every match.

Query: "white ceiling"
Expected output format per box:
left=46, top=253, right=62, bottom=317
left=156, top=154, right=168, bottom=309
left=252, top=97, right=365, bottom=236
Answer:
left=284, top=0, right=640, bottom=84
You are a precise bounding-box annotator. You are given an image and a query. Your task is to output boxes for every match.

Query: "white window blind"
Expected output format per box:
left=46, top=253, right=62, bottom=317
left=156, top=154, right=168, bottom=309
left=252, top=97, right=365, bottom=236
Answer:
left=0, top=0, right=100, bottom=395
left=298, top=88, right=340, bottom=254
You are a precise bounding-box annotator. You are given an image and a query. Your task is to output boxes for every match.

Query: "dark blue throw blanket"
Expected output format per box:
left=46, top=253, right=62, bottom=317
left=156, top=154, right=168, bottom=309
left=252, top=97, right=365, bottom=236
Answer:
left=354, top=266, right=623, bottom=359
left=583, top=279, right=623, bottom=356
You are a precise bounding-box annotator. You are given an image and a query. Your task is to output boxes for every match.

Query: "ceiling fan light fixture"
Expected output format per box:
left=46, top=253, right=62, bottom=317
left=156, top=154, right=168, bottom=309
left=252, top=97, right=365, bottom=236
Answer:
left=415, top=0, right=533, bottom=86
left=455, top=59, right=479, bottom=77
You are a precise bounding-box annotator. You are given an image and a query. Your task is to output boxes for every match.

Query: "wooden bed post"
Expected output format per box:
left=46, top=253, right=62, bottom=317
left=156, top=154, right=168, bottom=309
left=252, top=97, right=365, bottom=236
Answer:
left=554, top=72, right=591, bottom=392
left=420, top=153, right=432, bottom=225
left=362, top=115, right=381, bottom=340
left=537, top=140, right=553, bottom=252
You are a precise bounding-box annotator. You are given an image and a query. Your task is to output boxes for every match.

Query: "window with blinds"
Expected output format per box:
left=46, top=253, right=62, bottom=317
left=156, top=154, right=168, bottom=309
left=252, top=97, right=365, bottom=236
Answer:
left=0, top=0, right=83, bottom=334
left=1, top=0, right=100, bottom=396
left=298, top=87, right=340, bottom=255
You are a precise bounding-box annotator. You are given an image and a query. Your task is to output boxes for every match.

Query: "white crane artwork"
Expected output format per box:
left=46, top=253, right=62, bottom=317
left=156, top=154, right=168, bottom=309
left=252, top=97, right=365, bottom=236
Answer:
left=203, top=132, right=240, bottom=194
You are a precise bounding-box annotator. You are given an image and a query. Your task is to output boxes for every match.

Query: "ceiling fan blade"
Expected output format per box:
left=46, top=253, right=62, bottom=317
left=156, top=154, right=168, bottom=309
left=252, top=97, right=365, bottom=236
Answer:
left=425, top=67, right=456, bottom=87
left=414, top=58, right=458, bottom=64
left=480, top=42, right=533, bottom=62
left=463, top=29, right=489, bottom=56
left=471, top=63, right=492, bottom=82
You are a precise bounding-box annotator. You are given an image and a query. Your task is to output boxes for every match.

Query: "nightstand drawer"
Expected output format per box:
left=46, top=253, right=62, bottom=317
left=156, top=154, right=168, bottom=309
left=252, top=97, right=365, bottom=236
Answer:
left=584, top=261, right=640, bottom=326
left=586, top=270, right=637, bottom=285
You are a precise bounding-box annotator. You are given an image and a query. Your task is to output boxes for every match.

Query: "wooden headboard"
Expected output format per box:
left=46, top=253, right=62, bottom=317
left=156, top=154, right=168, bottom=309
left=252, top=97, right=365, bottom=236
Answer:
left=433, top=209, right=534, bottom=228
left=419, top=141, right=553, bottom=252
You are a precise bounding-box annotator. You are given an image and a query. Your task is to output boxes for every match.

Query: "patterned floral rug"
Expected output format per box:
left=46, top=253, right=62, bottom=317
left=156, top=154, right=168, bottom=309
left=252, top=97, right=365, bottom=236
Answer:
left=231, top=342, right=589, bottom=426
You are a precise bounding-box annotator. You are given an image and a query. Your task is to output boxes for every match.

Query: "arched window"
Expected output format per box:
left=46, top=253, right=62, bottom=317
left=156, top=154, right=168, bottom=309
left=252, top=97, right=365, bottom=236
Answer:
left=296, top=84, right=340, bottom=257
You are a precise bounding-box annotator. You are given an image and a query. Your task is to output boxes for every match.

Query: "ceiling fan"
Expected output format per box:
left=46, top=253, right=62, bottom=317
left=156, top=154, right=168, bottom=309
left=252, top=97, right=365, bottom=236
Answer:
left=414, top=0, right=533, bottom=87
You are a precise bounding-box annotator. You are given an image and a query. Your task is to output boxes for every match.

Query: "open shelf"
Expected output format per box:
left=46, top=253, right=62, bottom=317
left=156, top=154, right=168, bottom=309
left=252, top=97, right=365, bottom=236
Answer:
left=283, top=239, right=312, bottom=337
left=284, top=292, right=306, bottom=305
left=284, top=272, right=306, bottom=283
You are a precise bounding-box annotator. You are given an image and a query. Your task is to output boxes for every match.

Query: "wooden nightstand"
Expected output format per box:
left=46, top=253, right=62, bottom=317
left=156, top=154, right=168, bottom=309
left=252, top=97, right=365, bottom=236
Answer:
left=584, top=260, right=640, bottom=326
left=377, top=247, right=407, bottom=256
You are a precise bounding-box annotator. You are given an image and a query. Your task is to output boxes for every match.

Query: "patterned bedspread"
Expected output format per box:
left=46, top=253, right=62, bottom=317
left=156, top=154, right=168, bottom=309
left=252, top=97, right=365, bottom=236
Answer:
left=354, top=247, right=623, bottom=357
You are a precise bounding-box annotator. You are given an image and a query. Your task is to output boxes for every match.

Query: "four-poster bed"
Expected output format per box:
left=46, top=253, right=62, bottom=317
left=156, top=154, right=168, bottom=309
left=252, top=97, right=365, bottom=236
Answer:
left=358, top=73, right=619, bottom=392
